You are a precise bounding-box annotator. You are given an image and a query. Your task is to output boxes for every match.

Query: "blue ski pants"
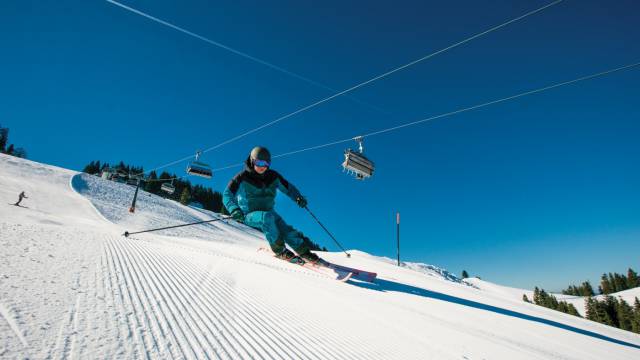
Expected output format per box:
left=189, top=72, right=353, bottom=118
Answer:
left=244, top=210, right=308, bottom=254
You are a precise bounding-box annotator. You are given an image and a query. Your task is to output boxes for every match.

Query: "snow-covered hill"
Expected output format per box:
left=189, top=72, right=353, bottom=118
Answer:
left=1, top=153, right=639, bottom=359
left=465, top=277, right=640, bottom=318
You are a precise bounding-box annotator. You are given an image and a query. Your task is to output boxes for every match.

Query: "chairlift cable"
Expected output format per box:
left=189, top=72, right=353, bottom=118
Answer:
left=105, top=0, right=379, bottom=108
left=209, top=60, right=640, bottom=172
left=127, top=0, right=563, bottom=177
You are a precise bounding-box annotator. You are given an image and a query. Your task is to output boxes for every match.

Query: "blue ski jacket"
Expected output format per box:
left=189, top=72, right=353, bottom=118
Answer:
left=223, top=158, right=303, bottom=214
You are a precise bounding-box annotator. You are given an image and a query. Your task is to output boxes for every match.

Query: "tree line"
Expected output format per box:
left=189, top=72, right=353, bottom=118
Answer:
left=524, top=288, right=582, bottom=317
left=525, top=267, right=640, bottom=334
left=585, top=296, right=640, bottom=333
left=0, top=124, right=27, bottom=158
left=560, top=268, right=639, bottom=296
left=82, top=160, right=223, bottom=213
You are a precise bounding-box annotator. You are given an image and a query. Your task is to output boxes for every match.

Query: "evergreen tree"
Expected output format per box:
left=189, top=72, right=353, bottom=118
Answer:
left=145, top=171, right=161, bottom=194
left=594, top=297, right=614, bottom=326
left=83, top=161, right=97, bottom=174
left=585, top=297, right=597, bottom=321
left=566, top=303, right=581, bottom=317
left=180, top=187, right=191, bottom=205
left=613, top=273, right=628, bottom=293
left=600, top=274, right=612, bottom=295
left=0, top=126, right=8, bottom=152
left=6, top=144, right=14, bottom=155
left=522, top=294, right=531, bottom=303
left=616, top=297, right=634, bottom=331
left=462, top=270, right=469, bottom=279
left=627, top=268, right=639, bottom=289
left=12, top=147, right=27, bottom=158
left=533, top=287, right=541, bottom=304
left=633, top=298, right=640, bottom=333
left=581, top=281, right=595, bottom=296
left=603, top=296, right=619, bottom=327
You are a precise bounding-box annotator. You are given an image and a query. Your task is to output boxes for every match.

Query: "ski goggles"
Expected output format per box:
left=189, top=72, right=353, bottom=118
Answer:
left=253, top=159, right=270, bottom=168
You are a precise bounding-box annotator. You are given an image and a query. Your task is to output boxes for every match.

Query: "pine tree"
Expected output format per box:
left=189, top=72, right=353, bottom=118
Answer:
left=566, top=303, right=581, bottom=317
left=145, top=171, right=161, bottom=194
left=0, top=126, right=8, bottom=152
left=585, top=297, right=597, bottom=321
left=522, top=294, right=531, bottom=303
left=604, top=296, right=619, bottom=327
left=600, top=274, right=611, bottom=295
left=633, top=297, right=640, bottom=333
left=180, top=187, right=191, bottom=205
left=616, top=297, right=634, bottom=331
left=608, top=273, right=616, bottom=292
left=83, top=161, right=97, bottom=174
left=594, top=297, right=615, bottom=326
left=627, top=268, right=639, bottom=289
left=12, top=147, right=27, bottom=158
left=462, top=270, right=469, bottom=279
left=533, top=287, right=541, bottom=305
left=6, top=144, right=14, bottom=155
left=581, top=281, right=595, bottom=296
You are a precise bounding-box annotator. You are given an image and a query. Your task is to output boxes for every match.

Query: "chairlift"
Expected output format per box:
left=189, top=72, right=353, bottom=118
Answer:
left=126, top=178, right=139, bottom=186
left=161, top=179, right=176, bottom=194
left=342, top=136, right=375, bottom=180
left=186, top=151, right=213, bottom=179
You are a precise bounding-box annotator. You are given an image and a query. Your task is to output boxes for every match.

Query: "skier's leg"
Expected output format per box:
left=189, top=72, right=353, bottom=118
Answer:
left=275, top=215, right=314, bottom=256
left=244, top=211, right=285, bottom=253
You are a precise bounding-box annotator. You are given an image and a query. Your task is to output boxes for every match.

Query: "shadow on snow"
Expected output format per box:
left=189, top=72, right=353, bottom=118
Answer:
left=348, top=278, right=640, bottom=350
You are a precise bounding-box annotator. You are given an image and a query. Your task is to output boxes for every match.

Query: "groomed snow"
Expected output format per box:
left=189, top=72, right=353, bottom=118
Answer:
left=1, top=153, right=639, bottom=359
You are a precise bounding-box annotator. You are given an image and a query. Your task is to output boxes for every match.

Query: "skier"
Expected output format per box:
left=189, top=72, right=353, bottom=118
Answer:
left=14, top=191, right=27, bottom=206
left=223, top=146, right=320, bottom=263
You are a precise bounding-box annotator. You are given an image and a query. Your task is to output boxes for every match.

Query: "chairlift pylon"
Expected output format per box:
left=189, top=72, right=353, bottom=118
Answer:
left=342, top=136, right=374, bottom=180
left=186, top=151, right=213, bottom=179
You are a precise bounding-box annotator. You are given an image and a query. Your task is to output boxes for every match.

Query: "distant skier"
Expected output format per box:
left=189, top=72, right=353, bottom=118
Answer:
left=223, top=146, right=320, bottom=263
left=14, top=191, right=28, bottom=206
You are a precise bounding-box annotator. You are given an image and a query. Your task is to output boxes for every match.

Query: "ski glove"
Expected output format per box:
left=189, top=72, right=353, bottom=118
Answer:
left=230, top=209, right=245, bottom=223
left=295, top=196, right=308, bottom=208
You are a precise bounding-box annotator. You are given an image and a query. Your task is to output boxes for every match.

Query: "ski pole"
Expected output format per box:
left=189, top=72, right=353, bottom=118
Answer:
left=304, top=206, right=351, bottom=258
left=123, top=216, right=232, bottom=237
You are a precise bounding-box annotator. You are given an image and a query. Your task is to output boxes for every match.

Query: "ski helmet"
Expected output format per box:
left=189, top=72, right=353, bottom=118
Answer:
left=250, top=146, right=271, bottom=163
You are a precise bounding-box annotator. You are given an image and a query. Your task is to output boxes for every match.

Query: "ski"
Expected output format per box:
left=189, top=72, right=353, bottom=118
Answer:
left=257, top=247, right=353, bottom=282
left=317, top=260, right=377, bottom=283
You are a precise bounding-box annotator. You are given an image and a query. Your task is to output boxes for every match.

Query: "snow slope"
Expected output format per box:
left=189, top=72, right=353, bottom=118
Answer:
left=465, top=278, right=640, bottom=317
left=2, top=153, right=640, bottom=359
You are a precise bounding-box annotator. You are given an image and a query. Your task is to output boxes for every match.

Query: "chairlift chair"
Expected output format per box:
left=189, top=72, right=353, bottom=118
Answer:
left=161, top=179, right=176, bottom=194
left=342, top=136, right=375, bottom=180
left=186, top=151, right=213, bottom=179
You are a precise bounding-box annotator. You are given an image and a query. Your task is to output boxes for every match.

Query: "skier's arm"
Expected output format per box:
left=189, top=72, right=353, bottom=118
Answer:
left=223, top=176, right=241, bottom=214
left=275, top=173, right=303, bottom=204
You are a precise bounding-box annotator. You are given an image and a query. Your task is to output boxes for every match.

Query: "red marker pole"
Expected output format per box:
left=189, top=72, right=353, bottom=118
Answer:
left=396, top=212, right=400, bottom=266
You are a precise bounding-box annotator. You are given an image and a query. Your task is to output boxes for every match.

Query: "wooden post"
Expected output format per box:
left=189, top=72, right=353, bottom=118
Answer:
left=396, top=212, right=400, bottom=266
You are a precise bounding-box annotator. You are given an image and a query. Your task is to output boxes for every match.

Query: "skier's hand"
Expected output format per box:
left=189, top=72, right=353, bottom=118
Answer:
left=230, top=209, right=245, bottom=223
left=295, top=196, right=307, bottom=208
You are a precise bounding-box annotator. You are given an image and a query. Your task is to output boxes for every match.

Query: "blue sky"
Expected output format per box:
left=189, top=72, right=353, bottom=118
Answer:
left=2, top=0, right=639, bottom=291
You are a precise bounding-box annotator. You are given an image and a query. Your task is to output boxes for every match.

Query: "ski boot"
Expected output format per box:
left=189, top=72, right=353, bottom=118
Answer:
left=298, top=250, right=322, bottom=265
left=275, top=249, right=305, bottom=265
